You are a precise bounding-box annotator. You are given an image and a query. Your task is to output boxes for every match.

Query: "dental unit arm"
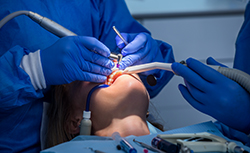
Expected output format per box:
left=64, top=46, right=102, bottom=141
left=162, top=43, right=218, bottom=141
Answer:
left=124, top=62, right=250, bottom=94
left=0, top=10, right=120, bottom=61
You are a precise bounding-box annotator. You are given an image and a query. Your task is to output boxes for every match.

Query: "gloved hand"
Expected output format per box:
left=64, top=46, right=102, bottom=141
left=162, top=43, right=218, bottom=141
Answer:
left=40, top=36, right=114, bottom=86
left=171, top=57, right=250, bottom=134
left=115, top=32, right=164, bottom=75
left=206, top=57, right=227, bottom=67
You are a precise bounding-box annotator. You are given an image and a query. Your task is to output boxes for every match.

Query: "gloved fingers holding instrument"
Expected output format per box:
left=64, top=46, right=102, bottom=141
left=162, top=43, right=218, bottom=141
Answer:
left=116, top=32, right=164, bottom=75
left=40, top=36, right=114, bottom=86
left=171, top=57, right=250, bottom=134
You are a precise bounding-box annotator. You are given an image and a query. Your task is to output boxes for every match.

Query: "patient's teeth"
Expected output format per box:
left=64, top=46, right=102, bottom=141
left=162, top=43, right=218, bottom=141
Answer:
left=105, top=69, right=123, bottom=85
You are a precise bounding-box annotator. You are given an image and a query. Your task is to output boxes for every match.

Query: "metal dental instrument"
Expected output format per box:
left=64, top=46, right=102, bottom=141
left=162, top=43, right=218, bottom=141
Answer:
left=109, top=53, right=123, bottom=63
left=133, top=139, right=165, bottom=153
left=0, top=10, right=118, bottom=60
left=84, top=147, right=106, bottom=153
left=112, top=26, right=128, bottom=46
left=123, top=62, right=173, bottom=74
left=112, top=26, right=126, bottom=66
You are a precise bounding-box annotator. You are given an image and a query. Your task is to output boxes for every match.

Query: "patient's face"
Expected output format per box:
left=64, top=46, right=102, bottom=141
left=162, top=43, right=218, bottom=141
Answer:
left=66, top=71, right=150, bottom=137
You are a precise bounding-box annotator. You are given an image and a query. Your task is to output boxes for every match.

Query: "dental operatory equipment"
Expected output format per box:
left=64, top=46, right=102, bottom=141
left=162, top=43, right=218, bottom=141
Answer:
left=80, top=84, right=109, bottom=135
left=112, top=26, right=128, bottom=46
left=112, top=132, right=137, bottom=153
left=133, top=139, right=165, bottom=153
left=112, top=26, right=126, bottom=67
left=0, top=10, right=119, bottom=60
left=124, top=62, right=250, bottom=94
left=156, top=132, right=248, bottom=153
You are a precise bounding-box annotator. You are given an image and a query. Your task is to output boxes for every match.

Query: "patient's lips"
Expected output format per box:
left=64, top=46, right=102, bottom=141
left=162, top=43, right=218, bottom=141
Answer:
left=105, top=69, right=123, bottom=85
left=105, top=59, right=125, bottom=85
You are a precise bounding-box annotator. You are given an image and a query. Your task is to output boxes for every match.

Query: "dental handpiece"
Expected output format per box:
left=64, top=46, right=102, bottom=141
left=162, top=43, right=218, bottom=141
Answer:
left=0, top=10, right=119, bottom=60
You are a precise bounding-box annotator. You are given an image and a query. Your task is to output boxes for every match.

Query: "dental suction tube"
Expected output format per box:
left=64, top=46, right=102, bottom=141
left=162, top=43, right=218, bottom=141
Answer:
left=211, top=65, right=250, bottom=94
left=124, top=62, right=173, bottom=74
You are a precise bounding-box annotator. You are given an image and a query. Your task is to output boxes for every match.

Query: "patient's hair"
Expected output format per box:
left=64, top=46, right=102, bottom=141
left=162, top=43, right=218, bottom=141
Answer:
left=45, top=85, right=76, bottom=149
left=44, top=83, right=163, bottom=149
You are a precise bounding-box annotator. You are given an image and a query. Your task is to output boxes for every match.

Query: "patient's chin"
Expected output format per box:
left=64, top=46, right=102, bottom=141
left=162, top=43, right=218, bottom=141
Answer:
left=93, top=115, right=150, bottom=137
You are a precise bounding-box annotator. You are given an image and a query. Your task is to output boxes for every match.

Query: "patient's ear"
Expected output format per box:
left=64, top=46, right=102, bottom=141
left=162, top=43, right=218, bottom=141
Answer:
left=67, top=116, right=81, bottom=134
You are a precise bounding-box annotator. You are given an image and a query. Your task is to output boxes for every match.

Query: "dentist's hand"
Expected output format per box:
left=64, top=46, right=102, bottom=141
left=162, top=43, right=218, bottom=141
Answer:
left=40, top=36, right=114, bottom=86
left=171, top=57, right=250, bottom=134
left=115, top=32, right=163, bottom=75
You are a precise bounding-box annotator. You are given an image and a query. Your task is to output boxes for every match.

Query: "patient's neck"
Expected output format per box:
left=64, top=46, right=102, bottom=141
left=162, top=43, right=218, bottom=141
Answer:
left=93, top=115, right=150, bottom=137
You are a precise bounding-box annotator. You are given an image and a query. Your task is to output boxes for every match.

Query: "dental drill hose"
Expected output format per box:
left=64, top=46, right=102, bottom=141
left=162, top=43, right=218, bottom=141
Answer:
left=0, top=10, right=119, bottom=59
left=0, top=10, right=76, bottom=37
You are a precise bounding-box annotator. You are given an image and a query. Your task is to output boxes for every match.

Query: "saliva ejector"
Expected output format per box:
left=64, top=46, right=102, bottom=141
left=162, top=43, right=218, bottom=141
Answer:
left=124, top=61, right=250, bottom=94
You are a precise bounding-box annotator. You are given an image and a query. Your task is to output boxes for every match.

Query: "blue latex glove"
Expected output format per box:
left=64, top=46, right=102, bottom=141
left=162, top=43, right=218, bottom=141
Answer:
left=206, top=57, right=227, bottom=67
left=171, top=57, right=250, bottom=134
left=115, top=32, right=164, bottom=75
left=40, top=36, right=114, bottom=86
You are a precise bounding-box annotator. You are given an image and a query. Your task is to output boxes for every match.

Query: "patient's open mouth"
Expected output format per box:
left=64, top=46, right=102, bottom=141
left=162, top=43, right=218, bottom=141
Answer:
left=105, top=69, right=123, bottom=85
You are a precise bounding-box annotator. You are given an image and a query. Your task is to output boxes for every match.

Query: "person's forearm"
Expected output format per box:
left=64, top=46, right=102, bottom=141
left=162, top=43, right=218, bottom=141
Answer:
left=0, top=45, right=43, bottom=110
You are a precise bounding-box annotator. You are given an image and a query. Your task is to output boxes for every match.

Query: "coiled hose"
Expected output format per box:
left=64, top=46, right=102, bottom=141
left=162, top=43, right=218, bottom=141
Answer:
left=216, top=66, right=250, bottom=93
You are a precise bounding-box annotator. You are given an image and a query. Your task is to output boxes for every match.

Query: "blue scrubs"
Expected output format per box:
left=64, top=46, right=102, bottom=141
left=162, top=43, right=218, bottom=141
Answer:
left=234, top=2, right=250, bottom=74
left=216, top=2, right=250, bottom=147
left=0, top=0, right=174, bottom=152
